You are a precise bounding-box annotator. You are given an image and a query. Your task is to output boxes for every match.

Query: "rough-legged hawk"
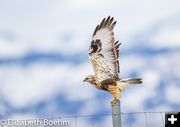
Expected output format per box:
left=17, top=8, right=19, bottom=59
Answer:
left=83, top=16, right=142, bottom=104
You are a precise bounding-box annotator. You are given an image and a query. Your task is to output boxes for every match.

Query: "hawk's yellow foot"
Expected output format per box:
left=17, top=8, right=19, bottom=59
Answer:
left=111, top=99, right=119, bottom=105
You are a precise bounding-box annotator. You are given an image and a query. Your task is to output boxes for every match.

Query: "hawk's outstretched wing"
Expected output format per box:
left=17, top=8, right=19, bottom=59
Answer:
left=89, top=16, right=121, bottom=81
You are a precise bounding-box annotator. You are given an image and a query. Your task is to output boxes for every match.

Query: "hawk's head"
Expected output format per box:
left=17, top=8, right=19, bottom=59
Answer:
left=83, top=75, right=95, bottom=84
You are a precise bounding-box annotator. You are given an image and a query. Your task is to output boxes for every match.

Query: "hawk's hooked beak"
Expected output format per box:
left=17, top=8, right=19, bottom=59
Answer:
left=83, top=78, right=87, bottom=82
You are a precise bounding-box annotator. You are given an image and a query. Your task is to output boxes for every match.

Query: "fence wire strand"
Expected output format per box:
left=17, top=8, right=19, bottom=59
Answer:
left=0, top=112, right=166, bottom=127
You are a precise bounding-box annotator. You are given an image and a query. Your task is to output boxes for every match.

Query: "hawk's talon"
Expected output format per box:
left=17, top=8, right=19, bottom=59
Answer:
left=111, top=99, right=119, bottom=105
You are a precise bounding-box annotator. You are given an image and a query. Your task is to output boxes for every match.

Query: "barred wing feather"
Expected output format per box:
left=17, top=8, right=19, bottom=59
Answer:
left=89, top=16, right=121, bottom=81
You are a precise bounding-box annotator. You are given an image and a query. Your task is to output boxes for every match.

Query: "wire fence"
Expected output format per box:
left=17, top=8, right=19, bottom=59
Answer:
left=0, top=112, right=166, bottom=127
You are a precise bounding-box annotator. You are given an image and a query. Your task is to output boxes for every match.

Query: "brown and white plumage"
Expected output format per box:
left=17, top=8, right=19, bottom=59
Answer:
left=84, top=16, right=142, bottom=104
left=89, top=16, right=120, bottom=80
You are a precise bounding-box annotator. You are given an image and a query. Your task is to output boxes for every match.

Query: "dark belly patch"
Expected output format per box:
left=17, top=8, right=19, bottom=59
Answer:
left=101, top=79, right=117, bottom=90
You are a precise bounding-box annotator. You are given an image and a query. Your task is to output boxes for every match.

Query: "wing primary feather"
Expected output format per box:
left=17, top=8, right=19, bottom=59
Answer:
left=111, top=21, right=117, bottom=30
left=99, top=18, right=106, bottom=29
left=107, top=17, right=114, bottom=26
left=93, top=25, right=99, bottom=36
left=115, top=41, right=121, bottom=58
left=104, top=16, right=111, bottom=27
left=93, top=16, right=116, bottom=37
left=115, top=41, right=119, bottom=45
left=115, top=42, right=121, bottom=49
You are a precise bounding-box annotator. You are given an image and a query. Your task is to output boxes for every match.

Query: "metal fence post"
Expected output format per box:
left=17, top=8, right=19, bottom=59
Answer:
left=111, top=100, right=122, bottom=127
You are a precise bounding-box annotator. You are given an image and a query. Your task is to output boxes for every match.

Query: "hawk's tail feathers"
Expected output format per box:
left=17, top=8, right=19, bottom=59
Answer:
left=116, top=78, right=142, bottom=92
left=119, top=78, right=143, bottom=84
